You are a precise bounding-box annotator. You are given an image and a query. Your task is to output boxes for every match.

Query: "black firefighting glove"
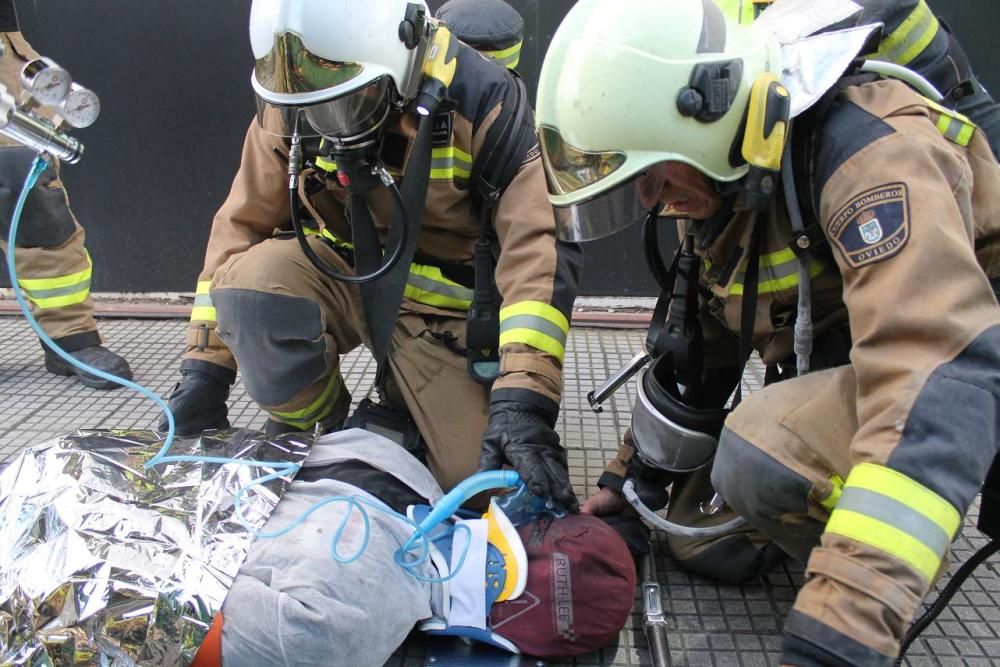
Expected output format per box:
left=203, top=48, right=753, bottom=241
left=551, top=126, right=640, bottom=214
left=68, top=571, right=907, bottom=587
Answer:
left=600, top=511, right=651, bottom=558
left=158, top=360, right=234, bottom=435
left=624, top=456, right=677, bottom=513
left=479, top=400, right=580, bottom=512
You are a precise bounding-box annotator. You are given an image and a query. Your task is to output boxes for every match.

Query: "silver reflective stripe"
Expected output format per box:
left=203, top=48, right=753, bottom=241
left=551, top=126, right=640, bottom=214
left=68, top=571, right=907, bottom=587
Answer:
left=407, top=272, right=473, bottom=302
left=879, top=1, right=938, bottom=65
left=430, top=154, right=473, bottom=178
left=194, top=294, right=214, bottom=308
left=836, top=487, right=951, bottom=559
left=499, top=314, right=569, bottom=346
left=20, top=278, right=92, bottom=300
left=943, top=119, right=964, bottom=144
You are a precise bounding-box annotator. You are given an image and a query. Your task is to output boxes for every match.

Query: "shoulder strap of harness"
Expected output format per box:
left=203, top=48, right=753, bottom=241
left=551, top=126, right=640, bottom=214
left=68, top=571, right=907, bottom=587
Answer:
left=465, top=68, right=534, bottom=384
left=787, top=71, right=881, bottom=260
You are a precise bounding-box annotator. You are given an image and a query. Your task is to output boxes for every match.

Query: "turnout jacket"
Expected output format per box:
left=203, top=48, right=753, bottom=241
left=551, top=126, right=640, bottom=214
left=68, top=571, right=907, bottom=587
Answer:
left=609, top=79, right=1000, bottom=663
left=184, top=43, right=581, bottom=415
left=776, top=81, right=1000, bottom=666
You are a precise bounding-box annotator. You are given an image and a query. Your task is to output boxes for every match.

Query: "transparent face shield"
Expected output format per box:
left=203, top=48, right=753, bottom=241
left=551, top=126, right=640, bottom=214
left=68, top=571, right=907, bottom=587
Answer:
left=541, top=125, right=663, bottom=242
left=255, top=77, right=393, bottom=143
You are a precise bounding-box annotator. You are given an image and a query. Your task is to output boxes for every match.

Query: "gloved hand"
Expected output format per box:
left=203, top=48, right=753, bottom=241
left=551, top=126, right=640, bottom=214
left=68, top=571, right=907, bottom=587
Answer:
left=600, top=510, right=651, bottom=558
left=158, top=360, right=234, bottom=436
left=479, top=400, right=580, bottom=512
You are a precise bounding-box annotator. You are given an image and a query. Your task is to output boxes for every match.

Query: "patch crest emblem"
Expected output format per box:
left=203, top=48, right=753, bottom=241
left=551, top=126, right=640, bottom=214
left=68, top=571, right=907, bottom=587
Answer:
left=827, top=182, right=909, bottom=268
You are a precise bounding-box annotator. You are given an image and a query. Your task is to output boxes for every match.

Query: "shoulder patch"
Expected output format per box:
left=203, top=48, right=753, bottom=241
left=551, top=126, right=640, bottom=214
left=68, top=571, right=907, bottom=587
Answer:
left=827, top=182, right=910, bottom=268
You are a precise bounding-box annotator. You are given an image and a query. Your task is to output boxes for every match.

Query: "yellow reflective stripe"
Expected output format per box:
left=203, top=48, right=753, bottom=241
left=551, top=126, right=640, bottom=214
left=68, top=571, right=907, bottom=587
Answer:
left=191, top=280, right=215, bottom=320
left=826, top=509, right=942, bottom=581
left=825, top=463, right=961, bottom=581
left=729, top=259, right=826, bottom=296
left=190, top=306, right=217, bottom=323
left=302, top=225, right=353, bottom=249
left=955, top=123, right=975, bottom=147
left=848, top=463, right=961, bottom=538
left=500, top=301, right=570, bottom=333
left=499, top=301, right=570, bottom=362
left=430, top=146, right=473, bottom=180
left=925, top=98, right=977, bottom=147
left=18, top=253, right=93, bottom=309
left=820, top=474, right=845, bottom=512
left=270, top=372, right=343, bottom=429
left=404, top=265, right=473, bottom=310
left=17, top=253, right=92, bottom=291
left=22, top=290, right=91, bottom=309
left=936, top=113, right=952, bottom=136
left=713, top=0, right=755, bottom=25
left=483, top=40, right=522, bottom=69
left=315, top=156, right=337, bottom=172
left=876, top=0, right=939, bottom=66
left=299, top=226, right=473, bottom=311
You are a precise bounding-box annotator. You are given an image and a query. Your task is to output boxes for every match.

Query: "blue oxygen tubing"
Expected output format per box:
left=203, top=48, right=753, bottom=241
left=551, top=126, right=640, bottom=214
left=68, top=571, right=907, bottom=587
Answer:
left=6, top=155, right=181, bottom=454
left=7, top=154, right=519, bottom=583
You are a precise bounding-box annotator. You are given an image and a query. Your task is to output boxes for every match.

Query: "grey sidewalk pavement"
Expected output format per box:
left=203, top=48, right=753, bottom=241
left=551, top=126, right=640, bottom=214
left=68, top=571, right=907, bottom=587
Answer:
left=1, top=315, right=997, bottom=666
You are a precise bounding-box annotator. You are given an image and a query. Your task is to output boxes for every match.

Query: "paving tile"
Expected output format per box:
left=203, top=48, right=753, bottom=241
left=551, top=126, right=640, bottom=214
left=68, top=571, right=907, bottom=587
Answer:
left=1, top=318, right=996, bottom=667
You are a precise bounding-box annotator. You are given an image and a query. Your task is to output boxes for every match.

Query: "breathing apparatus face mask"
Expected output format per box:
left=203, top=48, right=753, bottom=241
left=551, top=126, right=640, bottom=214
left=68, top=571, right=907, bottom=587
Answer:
left=631, top=353, right=729, bottom=474
left=542, top=124, right=672, bottom=242
left=255, top=76, right=395, bottom=147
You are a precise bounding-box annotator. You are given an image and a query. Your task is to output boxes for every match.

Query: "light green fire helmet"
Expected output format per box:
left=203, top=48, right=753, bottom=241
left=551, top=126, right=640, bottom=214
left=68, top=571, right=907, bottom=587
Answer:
left=536, top=0, right=781, bottom=241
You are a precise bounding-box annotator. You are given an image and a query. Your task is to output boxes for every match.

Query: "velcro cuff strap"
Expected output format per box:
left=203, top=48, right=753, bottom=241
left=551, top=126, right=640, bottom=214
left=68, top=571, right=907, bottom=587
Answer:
left=598, top=471, right=626, bottom=493
left=498, top=351, right=562, bottom=386
left=186, top=326, right=226, bottom=350
left=489, top=387, right=558, bottom=423
left=806, top=547, right=920, bottom=620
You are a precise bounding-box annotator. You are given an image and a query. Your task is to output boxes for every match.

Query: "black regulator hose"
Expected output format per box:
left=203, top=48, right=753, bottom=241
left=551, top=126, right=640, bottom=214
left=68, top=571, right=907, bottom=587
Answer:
left=287, top=133, right=410, bottom=285
left=642, top=209, right=674, bottom=294
left=895, top=538, right=1000, bottom=665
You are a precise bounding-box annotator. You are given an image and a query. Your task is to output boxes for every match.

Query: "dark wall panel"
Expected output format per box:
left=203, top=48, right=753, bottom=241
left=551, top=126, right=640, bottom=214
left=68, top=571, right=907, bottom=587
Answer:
left=7, top=0, right=999, bottom=296
left=13, top=1, right=257, bottom=293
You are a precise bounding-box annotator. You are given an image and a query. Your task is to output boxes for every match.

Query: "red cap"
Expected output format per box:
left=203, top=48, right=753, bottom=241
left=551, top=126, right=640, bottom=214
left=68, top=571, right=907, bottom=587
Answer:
left=489, top=514, right=636, bottom=658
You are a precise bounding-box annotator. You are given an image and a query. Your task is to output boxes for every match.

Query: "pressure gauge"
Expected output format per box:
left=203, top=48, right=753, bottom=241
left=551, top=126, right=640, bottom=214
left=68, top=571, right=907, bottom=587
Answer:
left=21, top=58, right=72, bottom=106
left=60, top=84, right=100, bottom=128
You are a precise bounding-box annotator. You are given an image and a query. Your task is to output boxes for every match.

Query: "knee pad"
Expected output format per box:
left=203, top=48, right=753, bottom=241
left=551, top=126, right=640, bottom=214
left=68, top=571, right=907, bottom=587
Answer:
left=212, top=288, right=327, bottom=407
left=712, top=428, right=813, bottom=524
left=0, top=146, right=76, bottom=248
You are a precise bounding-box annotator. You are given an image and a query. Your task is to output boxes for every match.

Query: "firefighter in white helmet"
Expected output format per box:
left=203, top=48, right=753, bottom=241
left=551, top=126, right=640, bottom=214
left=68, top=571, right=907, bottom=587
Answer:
left=161, top=0, right=583, bottom=512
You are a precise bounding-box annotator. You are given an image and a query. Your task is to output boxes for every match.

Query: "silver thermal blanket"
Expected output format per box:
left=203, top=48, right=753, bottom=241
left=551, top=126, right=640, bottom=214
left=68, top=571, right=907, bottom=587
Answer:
left=0, top=429, right=310, bottom=666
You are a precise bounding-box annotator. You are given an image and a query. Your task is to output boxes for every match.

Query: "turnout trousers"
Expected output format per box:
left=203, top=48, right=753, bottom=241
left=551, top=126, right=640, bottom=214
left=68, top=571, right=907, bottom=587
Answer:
left=0, top=32, right=99, bottom=349
left=210, top=234, right=490, bottom=492
left=666, top=366, right=937, bottom=648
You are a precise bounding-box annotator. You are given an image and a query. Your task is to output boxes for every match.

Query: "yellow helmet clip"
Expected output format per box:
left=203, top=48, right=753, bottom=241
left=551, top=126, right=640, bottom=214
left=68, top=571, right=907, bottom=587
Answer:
left=739, top=73, right=791, bottom=210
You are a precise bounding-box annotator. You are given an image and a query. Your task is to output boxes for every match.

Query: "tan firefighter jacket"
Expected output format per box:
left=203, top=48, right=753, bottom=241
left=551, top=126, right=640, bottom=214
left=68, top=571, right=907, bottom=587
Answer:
left=184, top=43, right=581, bottom=416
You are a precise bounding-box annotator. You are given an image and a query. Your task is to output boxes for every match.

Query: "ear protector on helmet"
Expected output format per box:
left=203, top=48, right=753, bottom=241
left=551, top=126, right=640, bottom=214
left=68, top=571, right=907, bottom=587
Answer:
left=738, top=73, right=791, bottom=210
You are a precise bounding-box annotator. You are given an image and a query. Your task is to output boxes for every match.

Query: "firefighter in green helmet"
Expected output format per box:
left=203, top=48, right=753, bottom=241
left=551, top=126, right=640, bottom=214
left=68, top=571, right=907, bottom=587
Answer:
left=536, top=0, right=1000, bottom=663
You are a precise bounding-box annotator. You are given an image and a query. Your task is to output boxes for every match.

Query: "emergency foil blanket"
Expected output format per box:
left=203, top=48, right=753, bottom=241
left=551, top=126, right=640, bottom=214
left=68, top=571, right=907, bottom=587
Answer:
left=0, top=429, right=311, bottom=666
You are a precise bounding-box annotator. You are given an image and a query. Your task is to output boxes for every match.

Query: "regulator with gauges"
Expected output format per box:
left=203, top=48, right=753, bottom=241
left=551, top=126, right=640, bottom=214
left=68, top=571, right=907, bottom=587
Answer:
left=0, top=42, right=100, bottom=163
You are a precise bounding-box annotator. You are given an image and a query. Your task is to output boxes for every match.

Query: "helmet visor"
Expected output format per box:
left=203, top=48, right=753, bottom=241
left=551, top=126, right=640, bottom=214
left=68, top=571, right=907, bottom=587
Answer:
left=540, top=125, right=626, bottom=196
left=255, top=77, right=392, bottom=141
left=254, top=31, right=364, bottom=98
left=552, top=170, right=654, bottom=242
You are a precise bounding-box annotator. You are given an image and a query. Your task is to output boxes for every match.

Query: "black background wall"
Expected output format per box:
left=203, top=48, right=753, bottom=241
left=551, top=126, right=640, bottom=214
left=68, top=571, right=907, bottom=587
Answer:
left=8, top=0, right=1000, bottom=296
